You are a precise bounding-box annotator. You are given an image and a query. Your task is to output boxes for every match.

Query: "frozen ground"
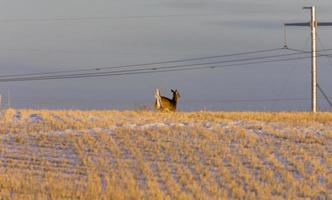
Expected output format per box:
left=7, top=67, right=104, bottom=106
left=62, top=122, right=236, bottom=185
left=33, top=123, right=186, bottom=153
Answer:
left=0, top=109, right=331, bottom=199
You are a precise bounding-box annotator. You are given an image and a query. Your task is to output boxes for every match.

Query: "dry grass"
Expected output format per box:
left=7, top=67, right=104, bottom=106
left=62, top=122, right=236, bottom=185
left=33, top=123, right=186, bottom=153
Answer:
left=0, top=109, right=331, bottom=199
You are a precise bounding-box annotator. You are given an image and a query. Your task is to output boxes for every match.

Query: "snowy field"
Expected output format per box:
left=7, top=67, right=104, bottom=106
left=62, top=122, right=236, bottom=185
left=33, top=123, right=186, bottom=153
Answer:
left=0, top=109, right=331, bottom=199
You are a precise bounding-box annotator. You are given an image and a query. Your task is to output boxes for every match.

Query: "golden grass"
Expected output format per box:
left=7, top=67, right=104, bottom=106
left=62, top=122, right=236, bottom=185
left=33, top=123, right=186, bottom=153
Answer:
left=0, top=109, right=331, bottom=199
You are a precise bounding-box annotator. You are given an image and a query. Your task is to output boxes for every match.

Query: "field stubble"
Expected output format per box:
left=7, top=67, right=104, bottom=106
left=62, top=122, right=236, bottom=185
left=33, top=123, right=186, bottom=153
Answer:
left=0, top=109, right=331, bottom=199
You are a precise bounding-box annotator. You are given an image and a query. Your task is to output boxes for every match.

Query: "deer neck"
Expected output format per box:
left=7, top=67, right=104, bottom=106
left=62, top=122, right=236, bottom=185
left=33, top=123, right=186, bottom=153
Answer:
left=172, top=95, right=178, bottom=103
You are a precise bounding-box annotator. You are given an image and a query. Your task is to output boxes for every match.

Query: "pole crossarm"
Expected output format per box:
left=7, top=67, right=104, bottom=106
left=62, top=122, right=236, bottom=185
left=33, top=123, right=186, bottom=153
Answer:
left=317, top=22, right=332, bottom=26
left=285, top=22, right=332, bottom=27
left=285, top=22, right=310, bottom=26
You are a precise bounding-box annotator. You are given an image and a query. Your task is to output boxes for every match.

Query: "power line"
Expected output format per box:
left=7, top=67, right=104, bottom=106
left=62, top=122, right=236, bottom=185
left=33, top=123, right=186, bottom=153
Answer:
left=2, top=52, right=332, bottom=82
left=284, top=46, right=332, bottom=54
left=0, top=54, right=323, bottom=81
left=5, top=46, right=332, bottom=80
left=0, top=47, right=285, bottom=78
left=1, top=47, right=332, bottom=83
left=0, top=48, right=315, bottom=80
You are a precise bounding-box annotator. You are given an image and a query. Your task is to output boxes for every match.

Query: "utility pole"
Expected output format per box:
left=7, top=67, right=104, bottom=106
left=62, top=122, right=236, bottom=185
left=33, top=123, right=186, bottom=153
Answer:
left=285, top=6, right=332, bottom=112
left=309, top=6, right=317, bottom=113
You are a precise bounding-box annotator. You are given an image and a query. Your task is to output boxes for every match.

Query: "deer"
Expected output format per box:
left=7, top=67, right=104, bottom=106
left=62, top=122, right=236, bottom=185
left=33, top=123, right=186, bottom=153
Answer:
left=154, top=89, right=181, bottom=112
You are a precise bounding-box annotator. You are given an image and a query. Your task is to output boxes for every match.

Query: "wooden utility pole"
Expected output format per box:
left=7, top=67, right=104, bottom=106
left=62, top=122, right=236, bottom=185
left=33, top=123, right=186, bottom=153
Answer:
left=307, top=6, right=317, bottom=113
left=285, top=6, right=332, bottom=112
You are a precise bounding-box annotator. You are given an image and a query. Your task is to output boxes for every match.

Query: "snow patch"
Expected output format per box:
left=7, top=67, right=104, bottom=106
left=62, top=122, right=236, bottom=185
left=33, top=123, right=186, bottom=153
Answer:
left=140, top=123, right=168, bottom=129
left=13, top=111, right=21, bottom=122
left=28, top=114, right=43, bottom=123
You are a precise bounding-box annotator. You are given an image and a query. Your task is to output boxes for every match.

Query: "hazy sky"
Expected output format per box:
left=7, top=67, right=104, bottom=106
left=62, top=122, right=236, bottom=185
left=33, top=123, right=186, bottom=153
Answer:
left=0, top=0, right=332, bottom=111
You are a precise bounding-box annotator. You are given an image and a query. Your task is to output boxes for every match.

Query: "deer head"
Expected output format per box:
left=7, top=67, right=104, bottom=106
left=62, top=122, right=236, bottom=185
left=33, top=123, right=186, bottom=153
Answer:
left=171, top=89, right=181, bottom=102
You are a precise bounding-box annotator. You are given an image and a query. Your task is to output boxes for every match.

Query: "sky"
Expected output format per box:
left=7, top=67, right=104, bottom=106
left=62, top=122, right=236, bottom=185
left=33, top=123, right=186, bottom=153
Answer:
left=0, top=0, right=332, bottom=111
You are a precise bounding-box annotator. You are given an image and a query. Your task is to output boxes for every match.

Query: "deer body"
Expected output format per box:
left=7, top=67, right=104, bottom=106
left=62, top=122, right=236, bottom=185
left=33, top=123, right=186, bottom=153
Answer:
left=154, top=89, right=180, bottom=112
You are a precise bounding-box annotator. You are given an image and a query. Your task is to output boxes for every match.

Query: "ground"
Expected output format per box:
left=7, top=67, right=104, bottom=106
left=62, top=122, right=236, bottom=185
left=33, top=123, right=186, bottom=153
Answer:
left=0, top=109, right=331, bottom=199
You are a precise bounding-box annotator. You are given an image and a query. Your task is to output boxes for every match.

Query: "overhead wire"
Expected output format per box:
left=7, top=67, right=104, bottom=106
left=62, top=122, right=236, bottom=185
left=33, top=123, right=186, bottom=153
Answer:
left=5, top=46, right=332, bottom=80
left=0, top=47, right=285, bottom=78
left=285, top=46, right=332, bottom=56
left=0, top=54, right=323, bottom=81
left=3, top=46, right=332, bottom=80
left=0, top=46, right=331, bottom=83
left=0, top=47, right=317, bottom=82
left=2, top=51, right=332, bottom=82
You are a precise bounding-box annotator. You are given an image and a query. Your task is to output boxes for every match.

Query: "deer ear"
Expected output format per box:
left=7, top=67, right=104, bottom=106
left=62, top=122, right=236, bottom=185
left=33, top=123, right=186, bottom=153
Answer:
left=171, top=89, right=175, bottom=93
left=177, top=90, right=181, bottom=97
